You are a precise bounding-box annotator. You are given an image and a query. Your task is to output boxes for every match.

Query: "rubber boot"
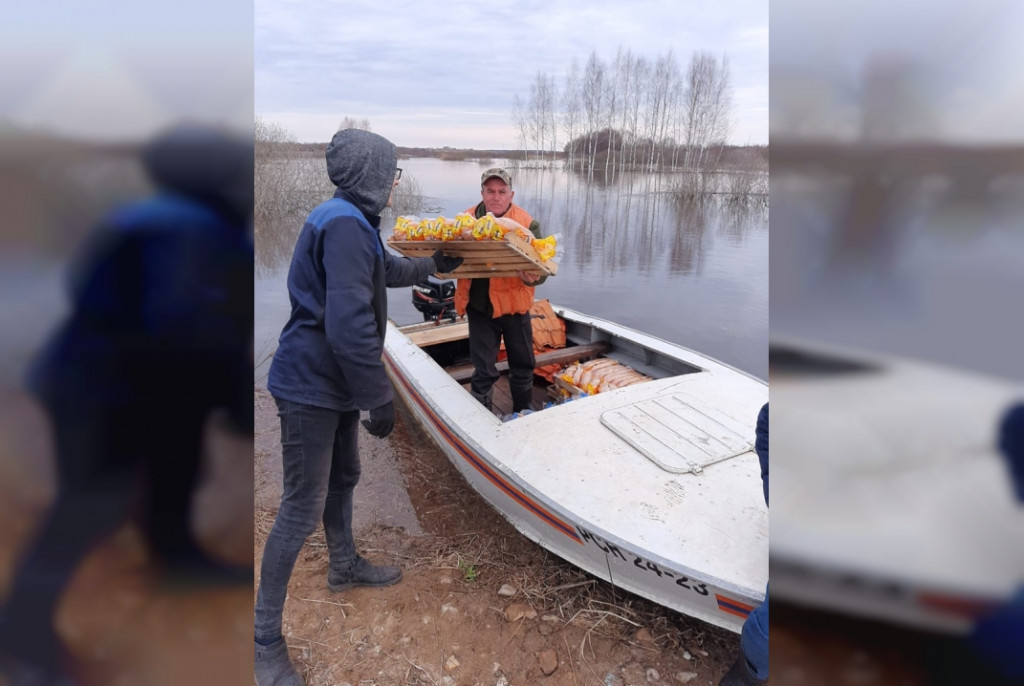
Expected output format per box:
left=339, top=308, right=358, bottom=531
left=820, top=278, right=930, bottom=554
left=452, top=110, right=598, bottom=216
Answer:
left=511, top=387, right=533, bottom=413
left=327, top=555, right=402, bottom=592
left=471, top=389, right=494, bottom=412
left=254, top=638, right=304, bottom=686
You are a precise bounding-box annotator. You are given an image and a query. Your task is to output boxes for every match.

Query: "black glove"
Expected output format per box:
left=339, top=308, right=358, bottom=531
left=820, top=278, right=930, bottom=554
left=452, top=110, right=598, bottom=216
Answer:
left=432, top=249, right=464, bottom=273
left=361, top=401, right=395, bottom=438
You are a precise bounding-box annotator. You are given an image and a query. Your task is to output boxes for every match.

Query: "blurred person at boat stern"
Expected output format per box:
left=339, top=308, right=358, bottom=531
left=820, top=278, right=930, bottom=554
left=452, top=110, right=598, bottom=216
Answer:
left=0, top=122, right=254, bottom=683
left=457, top=168, right=548, bottom=414
left=963, top=403, right=1024, bottom=684
left=720, top=402, right=769, bottom=686
left=254, top=128, right=462, bottom=685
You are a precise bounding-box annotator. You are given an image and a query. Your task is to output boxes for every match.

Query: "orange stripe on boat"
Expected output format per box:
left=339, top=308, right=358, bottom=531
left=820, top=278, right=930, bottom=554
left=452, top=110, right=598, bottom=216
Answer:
left=917, top=592, right=1001, bottom=619
left=384, top=351, right=582, bottom=544
left=715, top=594, right=754, bottom=619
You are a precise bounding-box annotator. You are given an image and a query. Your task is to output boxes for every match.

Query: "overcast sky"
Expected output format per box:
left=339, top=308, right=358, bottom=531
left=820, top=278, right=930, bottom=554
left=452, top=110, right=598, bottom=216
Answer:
left=5, top=2, right=1021, bottom=146
left=255, top=0, right=769, bottom=148
left=1, top=2, right=252, bottom=141
left=771, top=0, right=1024, bottom=142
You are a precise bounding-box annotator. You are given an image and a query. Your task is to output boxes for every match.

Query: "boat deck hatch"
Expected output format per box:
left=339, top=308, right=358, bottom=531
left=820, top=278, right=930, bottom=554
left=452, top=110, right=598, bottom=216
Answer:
left=600, top=393, right=754, bottom=474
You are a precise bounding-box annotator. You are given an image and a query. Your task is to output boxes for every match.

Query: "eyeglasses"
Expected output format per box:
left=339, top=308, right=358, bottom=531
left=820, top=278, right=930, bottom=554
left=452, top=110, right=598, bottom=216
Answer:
left=395, top=168, right=403, bottom=181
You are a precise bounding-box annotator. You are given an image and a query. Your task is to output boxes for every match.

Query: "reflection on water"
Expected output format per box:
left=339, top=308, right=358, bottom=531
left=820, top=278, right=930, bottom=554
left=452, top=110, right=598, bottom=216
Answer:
left=771, top=169, right=1024, bottom=381
left=255, top=158, right=768, bottom=382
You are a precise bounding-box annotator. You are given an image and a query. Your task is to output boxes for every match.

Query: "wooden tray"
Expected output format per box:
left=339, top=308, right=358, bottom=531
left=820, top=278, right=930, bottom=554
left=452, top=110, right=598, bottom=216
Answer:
left=387, top=231, right=558, bottom=278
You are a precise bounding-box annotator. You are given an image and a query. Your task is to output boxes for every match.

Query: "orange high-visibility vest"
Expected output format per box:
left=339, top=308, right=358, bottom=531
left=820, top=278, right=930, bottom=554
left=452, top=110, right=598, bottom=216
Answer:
left=454, top=203, right=537, bottom=317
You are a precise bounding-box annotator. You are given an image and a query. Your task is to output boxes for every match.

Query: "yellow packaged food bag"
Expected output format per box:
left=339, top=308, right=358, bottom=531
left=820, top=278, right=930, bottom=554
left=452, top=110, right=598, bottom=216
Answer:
left=472, top=213, right=496, bottom=240
left=392, top=215, right=412, bottom=239
left=440, top=217, right=460, bottom=241
left=532, top=235, right=557, bottom=261
left=424, top=217, right=445, bottom=240
left=409, top=218, right=431, bottom=241
left=454, top=213, right=475, bottom=230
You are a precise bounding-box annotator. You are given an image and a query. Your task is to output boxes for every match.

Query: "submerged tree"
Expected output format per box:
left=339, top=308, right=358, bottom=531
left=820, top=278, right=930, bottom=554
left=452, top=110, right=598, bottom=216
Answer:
left=512, top=47, right=738, bottom=181
left=527, top=71, right=558, bottom=163
left=682, top=52, right=732, bottom=170
left=561, top=58, right=582, bottom=171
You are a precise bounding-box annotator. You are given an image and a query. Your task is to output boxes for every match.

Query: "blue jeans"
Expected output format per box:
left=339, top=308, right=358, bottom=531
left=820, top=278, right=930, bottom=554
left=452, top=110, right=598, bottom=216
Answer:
left=741, top=583, right=769, bottom=680
left=254, top=398, right=362, bottom=642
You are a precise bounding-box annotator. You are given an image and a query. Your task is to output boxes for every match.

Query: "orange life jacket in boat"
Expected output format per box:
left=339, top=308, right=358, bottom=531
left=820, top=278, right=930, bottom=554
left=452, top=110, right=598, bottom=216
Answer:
left=454, top=203, right=537, bottom=317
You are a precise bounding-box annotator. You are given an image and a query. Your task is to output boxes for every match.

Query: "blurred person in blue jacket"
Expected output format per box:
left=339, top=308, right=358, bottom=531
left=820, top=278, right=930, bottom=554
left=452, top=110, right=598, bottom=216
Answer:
left=0, top=122, right=254, bottom=681
left=965, top=403, right=1024, bottom=684
left=253, top=128, right=462, bottom=686
left=720, top=402, right=769, bottom=685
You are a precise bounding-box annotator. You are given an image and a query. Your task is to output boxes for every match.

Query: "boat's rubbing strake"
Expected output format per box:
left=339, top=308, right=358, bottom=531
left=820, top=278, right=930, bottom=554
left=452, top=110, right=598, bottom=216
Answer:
left=383, top=348, right=756, bottom=623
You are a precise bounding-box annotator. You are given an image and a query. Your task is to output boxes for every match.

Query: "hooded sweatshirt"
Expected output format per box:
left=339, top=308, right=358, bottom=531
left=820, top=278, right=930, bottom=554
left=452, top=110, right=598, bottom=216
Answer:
left=26, top=123, right=253, bottom=411
left=268, top=129, right=436, bottom=411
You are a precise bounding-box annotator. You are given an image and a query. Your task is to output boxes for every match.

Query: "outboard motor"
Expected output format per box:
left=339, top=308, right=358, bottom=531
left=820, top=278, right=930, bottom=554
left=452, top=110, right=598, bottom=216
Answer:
left=411, top=275, right=457, bottom=322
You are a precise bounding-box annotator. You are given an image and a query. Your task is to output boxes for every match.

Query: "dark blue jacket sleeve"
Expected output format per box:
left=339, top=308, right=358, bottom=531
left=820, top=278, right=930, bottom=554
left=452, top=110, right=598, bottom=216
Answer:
left=969, top=586, right=1024, bottom=681
left=322, top=219, right=391, bottom=410
left=383, top=249, right=436, bottom=288
left=756, top=402, right=769, bottom=507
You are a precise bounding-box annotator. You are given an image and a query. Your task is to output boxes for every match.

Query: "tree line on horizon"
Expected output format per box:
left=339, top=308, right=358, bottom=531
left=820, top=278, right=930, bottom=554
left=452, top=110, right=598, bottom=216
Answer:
left=513, top=47, right=737, bottom=178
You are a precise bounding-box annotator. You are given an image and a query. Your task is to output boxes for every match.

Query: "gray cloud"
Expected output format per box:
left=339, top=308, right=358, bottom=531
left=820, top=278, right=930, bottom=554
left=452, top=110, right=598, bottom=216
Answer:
left=257, top=0, right=768, bottom=146
left=771, top=0, right=1024, bottom=142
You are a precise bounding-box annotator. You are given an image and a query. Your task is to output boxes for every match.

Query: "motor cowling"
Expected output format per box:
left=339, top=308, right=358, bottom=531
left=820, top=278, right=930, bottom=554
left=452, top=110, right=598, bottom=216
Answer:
left=411, top=275, right=457, bottom=322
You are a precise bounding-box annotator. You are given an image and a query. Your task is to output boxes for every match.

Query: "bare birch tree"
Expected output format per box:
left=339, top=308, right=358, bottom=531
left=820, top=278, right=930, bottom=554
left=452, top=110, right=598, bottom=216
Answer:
left=561, top=58, right=582, bottom=170
left=683, top=51, right=732, bottom=170
left=643, top=54, right=670, bottom=170
left=612, top=49, right=639, bottom=175
left=511, top=93, right=530, bottom=162
left=582, top=52, right=605, bottom=176
left=527, top=71, right=558, bottom=163
left=706, top=54, right=732, bottom=168
left=602, top=47, right=628, bottom=178
left=625, top=56, right=649, bottom=173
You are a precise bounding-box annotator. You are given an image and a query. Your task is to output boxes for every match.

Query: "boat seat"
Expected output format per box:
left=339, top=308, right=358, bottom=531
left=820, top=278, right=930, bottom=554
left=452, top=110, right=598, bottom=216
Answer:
left=447, top=341, right=610, bottom=383
left=405, top=321, right=470, bottom=347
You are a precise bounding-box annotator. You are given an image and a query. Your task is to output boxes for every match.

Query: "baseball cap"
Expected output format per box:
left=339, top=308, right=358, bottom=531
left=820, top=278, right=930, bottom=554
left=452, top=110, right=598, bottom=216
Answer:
left=481, top=167, right=512, bottom=187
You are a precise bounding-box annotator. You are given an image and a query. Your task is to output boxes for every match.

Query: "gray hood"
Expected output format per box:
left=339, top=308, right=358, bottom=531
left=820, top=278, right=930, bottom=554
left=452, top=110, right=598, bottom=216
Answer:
left=142, top=122, right=254, bottom=224
left=325, top=129, right=397, bottom=219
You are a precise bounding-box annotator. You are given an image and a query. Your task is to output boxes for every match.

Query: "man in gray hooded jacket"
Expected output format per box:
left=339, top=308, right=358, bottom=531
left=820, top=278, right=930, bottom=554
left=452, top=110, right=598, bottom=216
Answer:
left=255, top=129, right=462, bottom=685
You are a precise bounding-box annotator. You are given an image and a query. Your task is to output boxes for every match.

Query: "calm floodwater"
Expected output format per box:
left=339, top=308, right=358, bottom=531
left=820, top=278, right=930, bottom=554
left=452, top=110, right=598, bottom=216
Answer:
left=255, top=157, right=769, bottom=383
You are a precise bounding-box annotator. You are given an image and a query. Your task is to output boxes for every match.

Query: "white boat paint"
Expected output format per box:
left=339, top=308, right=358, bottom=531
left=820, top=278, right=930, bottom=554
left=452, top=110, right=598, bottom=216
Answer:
left=770, top=337, right=1024, bottom=634
left=384, top=305, right=768, bottom=633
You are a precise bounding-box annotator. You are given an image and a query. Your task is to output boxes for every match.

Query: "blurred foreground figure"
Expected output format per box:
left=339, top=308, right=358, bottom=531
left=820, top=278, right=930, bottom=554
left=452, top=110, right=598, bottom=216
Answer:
left=0, top=123, right=254, bottom=682
left=967, top=403, right=1024, bottom=684
left=720, top=403, right=769, bottom=685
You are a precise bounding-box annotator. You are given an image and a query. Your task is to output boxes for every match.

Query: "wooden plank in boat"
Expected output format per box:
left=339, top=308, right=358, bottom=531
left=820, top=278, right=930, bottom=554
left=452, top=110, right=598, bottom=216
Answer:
left=405, top=321, right=470, bottom=347
left=387, top=231, right=558, bottom=278
left=447, top=341, right=610, bottom=383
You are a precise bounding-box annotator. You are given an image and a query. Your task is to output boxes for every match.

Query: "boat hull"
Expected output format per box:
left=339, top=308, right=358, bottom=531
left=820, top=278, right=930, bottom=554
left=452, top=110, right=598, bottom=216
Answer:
left=384, top=307, right=768, bottom=633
